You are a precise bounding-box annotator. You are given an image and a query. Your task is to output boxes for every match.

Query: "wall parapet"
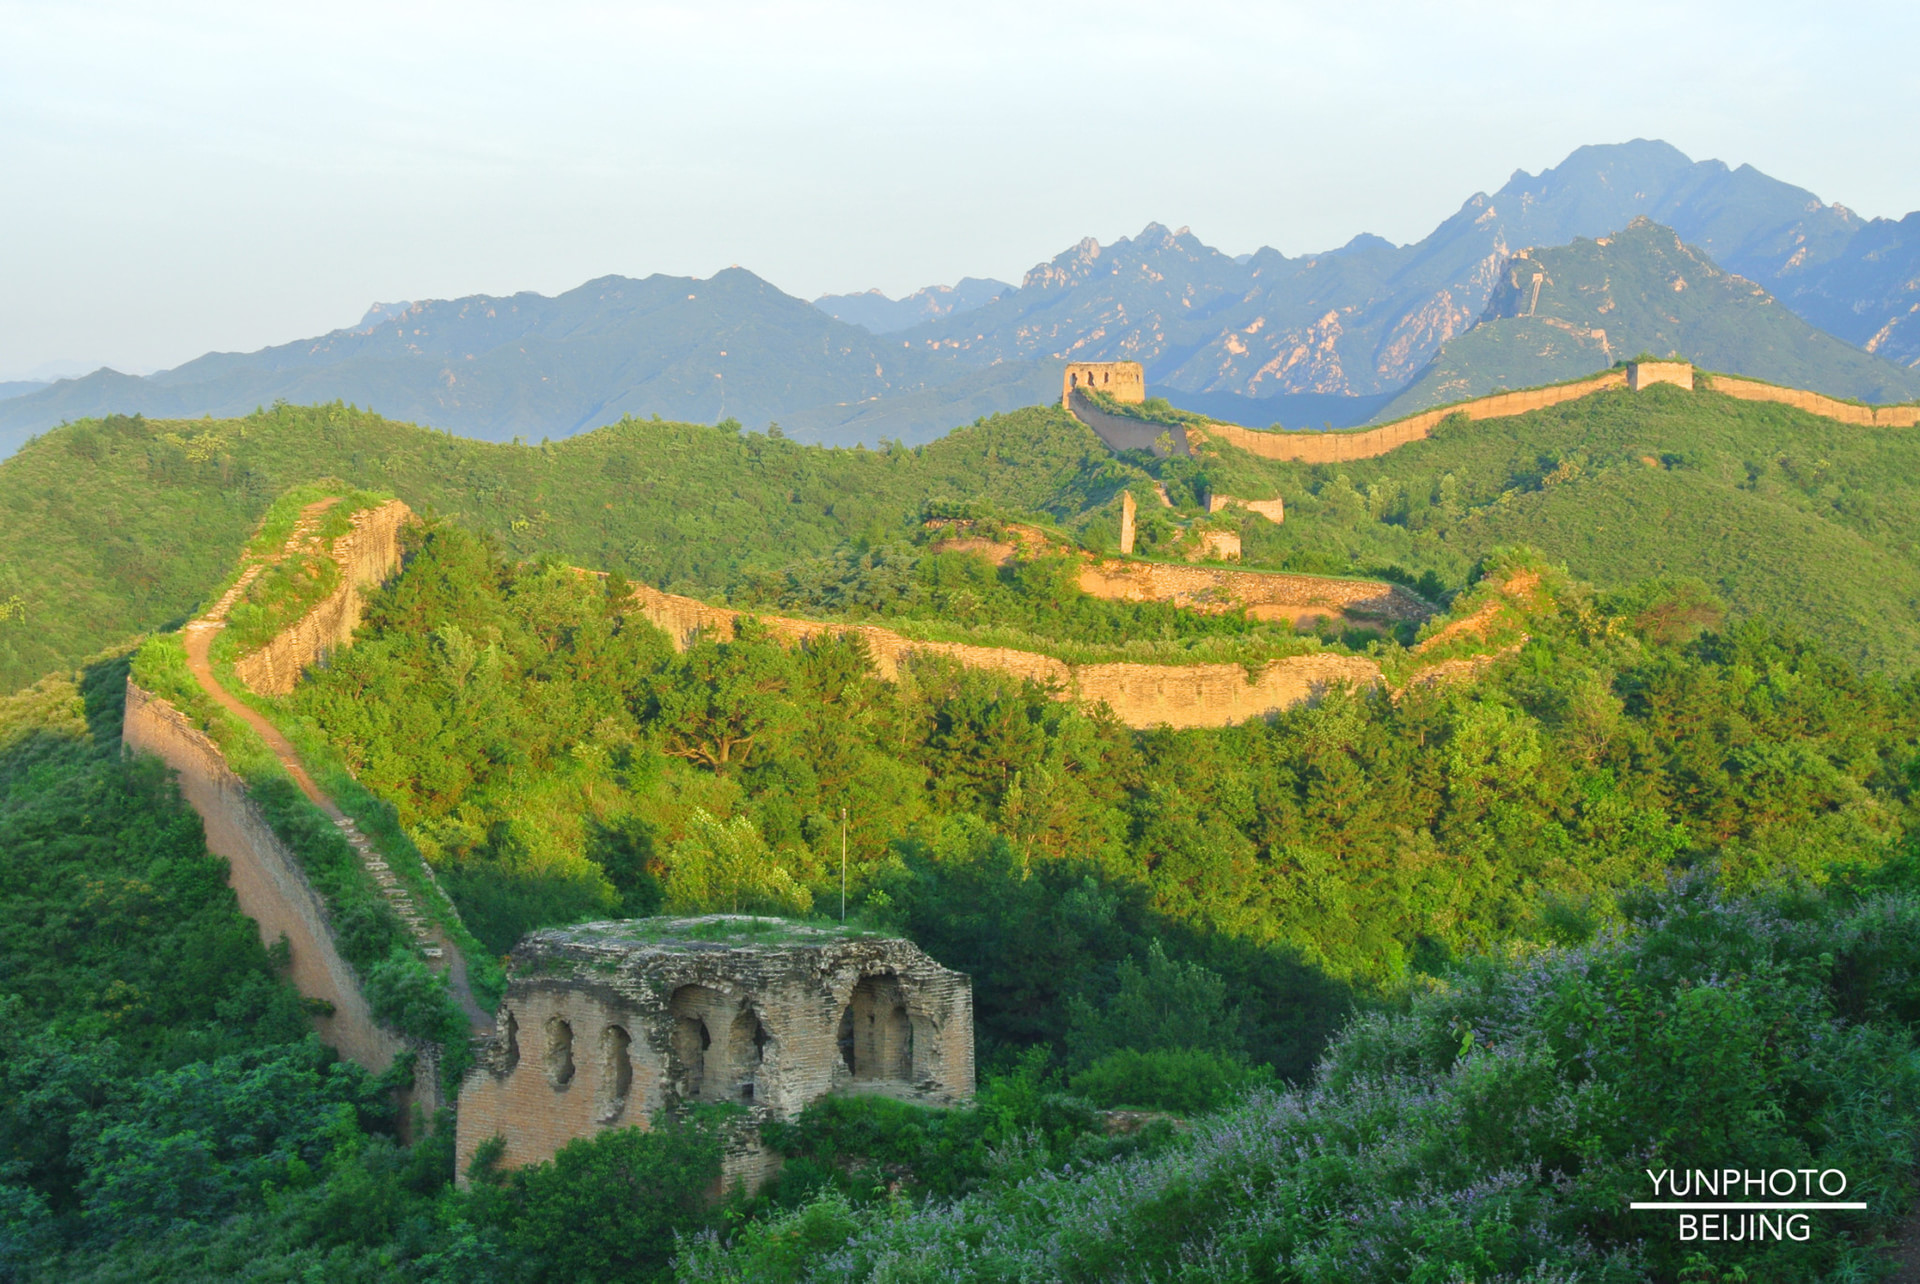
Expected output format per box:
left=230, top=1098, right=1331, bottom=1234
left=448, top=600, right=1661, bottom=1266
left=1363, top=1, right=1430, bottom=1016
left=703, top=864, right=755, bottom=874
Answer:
left=626, top=583, right=1381, bottom=729
left=121, top=678, right=441, bottom=1108
left=1193, top=372, right=1629, bottom=463
left=234, top=499, right=412, bottom=696
left=1191, top=365, right=1920, bottom=464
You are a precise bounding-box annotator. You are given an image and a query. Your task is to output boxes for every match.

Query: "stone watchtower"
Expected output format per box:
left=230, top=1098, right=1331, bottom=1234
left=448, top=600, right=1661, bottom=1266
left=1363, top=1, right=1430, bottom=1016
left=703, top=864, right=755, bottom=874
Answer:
left=1063, top=361, right=1146, bottom=407
left=455, top=917, right=975, bottom=1189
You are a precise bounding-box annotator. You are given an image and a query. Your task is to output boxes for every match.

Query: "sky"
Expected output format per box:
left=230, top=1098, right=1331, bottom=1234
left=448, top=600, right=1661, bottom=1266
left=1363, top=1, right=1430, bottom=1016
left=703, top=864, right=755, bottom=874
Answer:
left=3, top=0, right=1917, bottom=381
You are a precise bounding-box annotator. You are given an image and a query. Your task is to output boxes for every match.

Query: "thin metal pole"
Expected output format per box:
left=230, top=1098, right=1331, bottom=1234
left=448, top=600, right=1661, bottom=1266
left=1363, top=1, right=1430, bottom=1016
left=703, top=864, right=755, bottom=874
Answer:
left=840, top=807, right=848, bottom=922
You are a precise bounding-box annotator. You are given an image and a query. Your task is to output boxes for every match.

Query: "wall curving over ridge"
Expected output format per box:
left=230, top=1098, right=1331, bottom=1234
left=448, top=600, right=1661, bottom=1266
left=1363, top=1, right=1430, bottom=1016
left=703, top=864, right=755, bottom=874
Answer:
left=234, top=499, right=412, bottom=696
left=627, top=584, right=1381, bottom=729
left=1189, top=366, right=1920, bottom=464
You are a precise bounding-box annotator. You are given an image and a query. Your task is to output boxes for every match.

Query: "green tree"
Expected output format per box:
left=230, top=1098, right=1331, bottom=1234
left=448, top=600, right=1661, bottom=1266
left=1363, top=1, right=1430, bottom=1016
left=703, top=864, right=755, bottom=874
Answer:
left=661, top=810, right=817, bottom=916
left=503, top=1113, right=727, bottom=1283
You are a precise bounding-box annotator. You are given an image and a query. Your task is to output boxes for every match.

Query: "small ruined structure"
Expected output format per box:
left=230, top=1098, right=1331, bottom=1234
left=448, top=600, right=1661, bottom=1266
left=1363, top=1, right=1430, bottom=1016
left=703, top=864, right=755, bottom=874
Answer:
left=1062, top=361, right=1146, bottom=407
left=1626, top=359, right=1695, bottom=392
left=455, top=917, right=976, bottom=1189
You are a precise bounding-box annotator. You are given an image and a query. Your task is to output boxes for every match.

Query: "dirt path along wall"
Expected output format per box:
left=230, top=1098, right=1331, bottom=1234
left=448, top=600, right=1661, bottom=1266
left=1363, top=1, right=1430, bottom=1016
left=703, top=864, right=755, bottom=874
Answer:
left=122, top=680, right=431, bottom=1098
left=235, top=500, right=412, bottom=696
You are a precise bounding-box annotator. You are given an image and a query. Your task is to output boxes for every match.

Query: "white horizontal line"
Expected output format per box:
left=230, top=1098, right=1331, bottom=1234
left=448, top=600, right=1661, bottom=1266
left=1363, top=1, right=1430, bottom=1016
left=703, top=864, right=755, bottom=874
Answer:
left=1629, top=1202, right=1867, bottom=1211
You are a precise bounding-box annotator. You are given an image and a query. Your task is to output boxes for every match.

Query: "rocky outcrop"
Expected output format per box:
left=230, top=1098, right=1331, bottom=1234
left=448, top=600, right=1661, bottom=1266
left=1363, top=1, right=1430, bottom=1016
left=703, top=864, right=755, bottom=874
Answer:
left=456, top=918, right=974, bottom=1191
left=122, top=679, right=440, bottom=1108
left=233, top=500, right=412, bottom=696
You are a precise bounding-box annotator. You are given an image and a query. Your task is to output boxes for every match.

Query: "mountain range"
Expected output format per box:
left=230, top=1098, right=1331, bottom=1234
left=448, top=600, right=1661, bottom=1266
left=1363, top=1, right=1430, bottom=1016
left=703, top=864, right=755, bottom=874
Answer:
left=4, top=139, right=1917, bottom=458
left=1379, top=217, right=1920, bottom=416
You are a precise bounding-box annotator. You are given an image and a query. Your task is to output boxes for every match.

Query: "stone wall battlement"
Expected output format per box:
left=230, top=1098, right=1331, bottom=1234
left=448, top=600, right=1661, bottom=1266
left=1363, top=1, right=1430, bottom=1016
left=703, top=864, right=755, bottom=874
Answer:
left=1188, top=363, right=1920, bottom=464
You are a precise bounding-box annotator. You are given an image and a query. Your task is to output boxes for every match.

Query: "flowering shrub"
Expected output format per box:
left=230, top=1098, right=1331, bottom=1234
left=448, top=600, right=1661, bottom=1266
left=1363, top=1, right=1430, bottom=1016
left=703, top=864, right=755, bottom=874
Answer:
left=680, top=876, right=1920, bottom=1282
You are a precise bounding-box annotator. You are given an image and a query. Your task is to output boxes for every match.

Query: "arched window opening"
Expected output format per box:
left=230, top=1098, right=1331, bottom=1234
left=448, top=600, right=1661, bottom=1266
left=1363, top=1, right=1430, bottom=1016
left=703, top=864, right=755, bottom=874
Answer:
left=729, top=1009, right=769, bottom=1101
left=503, top=1010, right=520, bottom=1074
left=670, top=985, right=725, bottom=1100
left=597, top=1025, right=634, bottom=1122
left=846, top=974, right=912, bottom=1081
left=1070, top=372, right=1079, bottom=388
left=545, top=1017, right=575, bottom=1088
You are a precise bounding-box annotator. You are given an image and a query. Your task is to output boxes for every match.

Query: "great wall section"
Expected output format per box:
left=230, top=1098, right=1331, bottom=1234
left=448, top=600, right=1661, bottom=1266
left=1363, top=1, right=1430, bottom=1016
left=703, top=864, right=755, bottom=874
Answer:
left=122, top=495, right=492, bottom=1113
left=1060, top=360, right=1920, bottom=465
left=626, top=581, right=1393, bottom=731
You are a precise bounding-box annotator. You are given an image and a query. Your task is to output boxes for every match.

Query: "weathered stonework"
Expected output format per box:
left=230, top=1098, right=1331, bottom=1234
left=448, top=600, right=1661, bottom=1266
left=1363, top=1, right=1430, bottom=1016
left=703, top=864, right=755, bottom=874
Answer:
left=1118, top=490, right=1138, bottom=555
left=234, top=500, right=412, bottom=696
left=1193, top=371, right=1631, bottom=463
left=1068, top=391, right=1191, bottom=456
left=1208, top=494, right=1286, bottom=523
left=1705, top=373, right=1920, bottom=426
left=455, top=919, right=975, bottom=1189
left=1062, top=361, right=1145, bottom=407
left=1187, top=530, right=1242, bottom=563
left=1194, top=366, right=1920, bottom=464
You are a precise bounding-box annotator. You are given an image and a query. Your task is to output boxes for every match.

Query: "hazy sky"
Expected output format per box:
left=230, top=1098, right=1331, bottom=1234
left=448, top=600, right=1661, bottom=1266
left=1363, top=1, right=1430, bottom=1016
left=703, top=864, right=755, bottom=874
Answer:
left=4, top=0, right=1916, bottom=380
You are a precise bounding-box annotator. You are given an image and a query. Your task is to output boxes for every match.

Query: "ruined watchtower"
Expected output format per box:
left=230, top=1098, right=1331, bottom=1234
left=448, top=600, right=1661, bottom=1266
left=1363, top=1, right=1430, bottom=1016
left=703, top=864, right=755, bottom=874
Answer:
left=455, top=917, right=975, bottom=1189
left=1063, top=361, right=1146, bottom=407
left=1626, top=359, right=1694, bottom=391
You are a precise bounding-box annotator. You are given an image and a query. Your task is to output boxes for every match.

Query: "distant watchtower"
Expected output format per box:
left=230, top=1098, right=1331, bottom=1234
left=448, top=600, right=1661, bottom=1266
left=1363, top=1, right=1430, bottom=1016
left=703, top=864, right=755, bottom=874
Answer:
left=1626, top=360, right=1694, bottom=392
left=1063, top=362, right=1146, bottom=408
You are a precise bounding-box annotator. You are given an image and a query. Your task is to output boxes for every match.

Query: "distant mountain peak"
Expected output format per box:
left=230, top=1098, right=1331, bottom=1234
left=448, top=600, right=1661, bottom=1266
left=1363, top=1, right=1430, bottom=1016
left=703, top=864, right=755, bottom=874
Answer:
left=357, top=301, right=414, bottom=330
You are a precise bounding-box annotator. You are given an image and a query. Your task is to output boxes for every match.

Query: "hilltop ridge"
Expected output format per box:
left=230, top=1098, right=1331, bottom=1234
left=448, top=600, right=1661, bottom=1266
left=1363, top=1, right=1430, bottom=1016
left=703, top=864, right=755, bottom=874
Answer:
left=1378, top=219, right=1920, bottom=416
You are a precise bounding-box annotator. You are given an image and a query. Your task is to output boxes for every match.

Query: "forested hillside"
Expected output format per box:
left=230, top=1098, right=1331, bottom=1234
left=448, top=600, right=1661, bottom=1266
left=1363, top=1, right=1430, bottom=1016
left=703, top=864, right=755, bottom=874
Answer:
left=23, top=501, right=1919, bottom=1279
left=10, top=381, right=1920, bottom=693
left=1195, top=381, right=1920, bottom=671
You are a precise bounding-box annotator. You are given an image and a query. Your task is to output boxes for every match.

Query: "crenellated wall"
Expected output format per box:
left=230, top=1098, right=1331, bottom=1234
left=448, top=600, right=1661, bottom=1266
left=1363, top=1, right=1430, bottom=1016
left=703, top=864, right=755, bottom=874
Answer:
left=234, top=500, right=412, bottom=696
left=121, top=679, right=440, bottom=1108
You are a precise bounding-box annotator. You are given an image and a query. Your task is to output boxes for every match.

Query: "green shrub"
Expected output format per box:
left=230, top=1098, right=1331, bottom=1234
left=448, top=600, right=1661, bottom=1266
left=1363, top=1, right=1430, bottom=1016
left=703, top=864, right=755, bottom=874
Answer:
left=1069, top=1047, right=1273, bottom=1113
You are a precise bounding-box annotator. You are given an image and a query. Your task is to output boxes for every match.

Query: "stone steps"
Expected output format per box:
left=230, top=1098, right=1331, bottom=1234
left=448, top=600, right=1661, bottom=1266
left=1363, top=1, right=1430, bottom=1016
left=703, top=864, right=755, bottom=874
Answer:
left=334, top=816, right=443, bottom=959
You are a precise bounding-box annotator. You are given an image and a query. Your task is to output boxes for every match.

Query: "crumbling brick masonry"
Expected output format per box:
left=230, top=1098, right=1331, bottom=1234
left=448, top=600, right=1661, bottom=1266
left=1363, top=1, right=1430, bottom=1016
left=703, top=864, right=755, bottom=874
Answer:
left=455, top=918, right=975, bottom=1189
